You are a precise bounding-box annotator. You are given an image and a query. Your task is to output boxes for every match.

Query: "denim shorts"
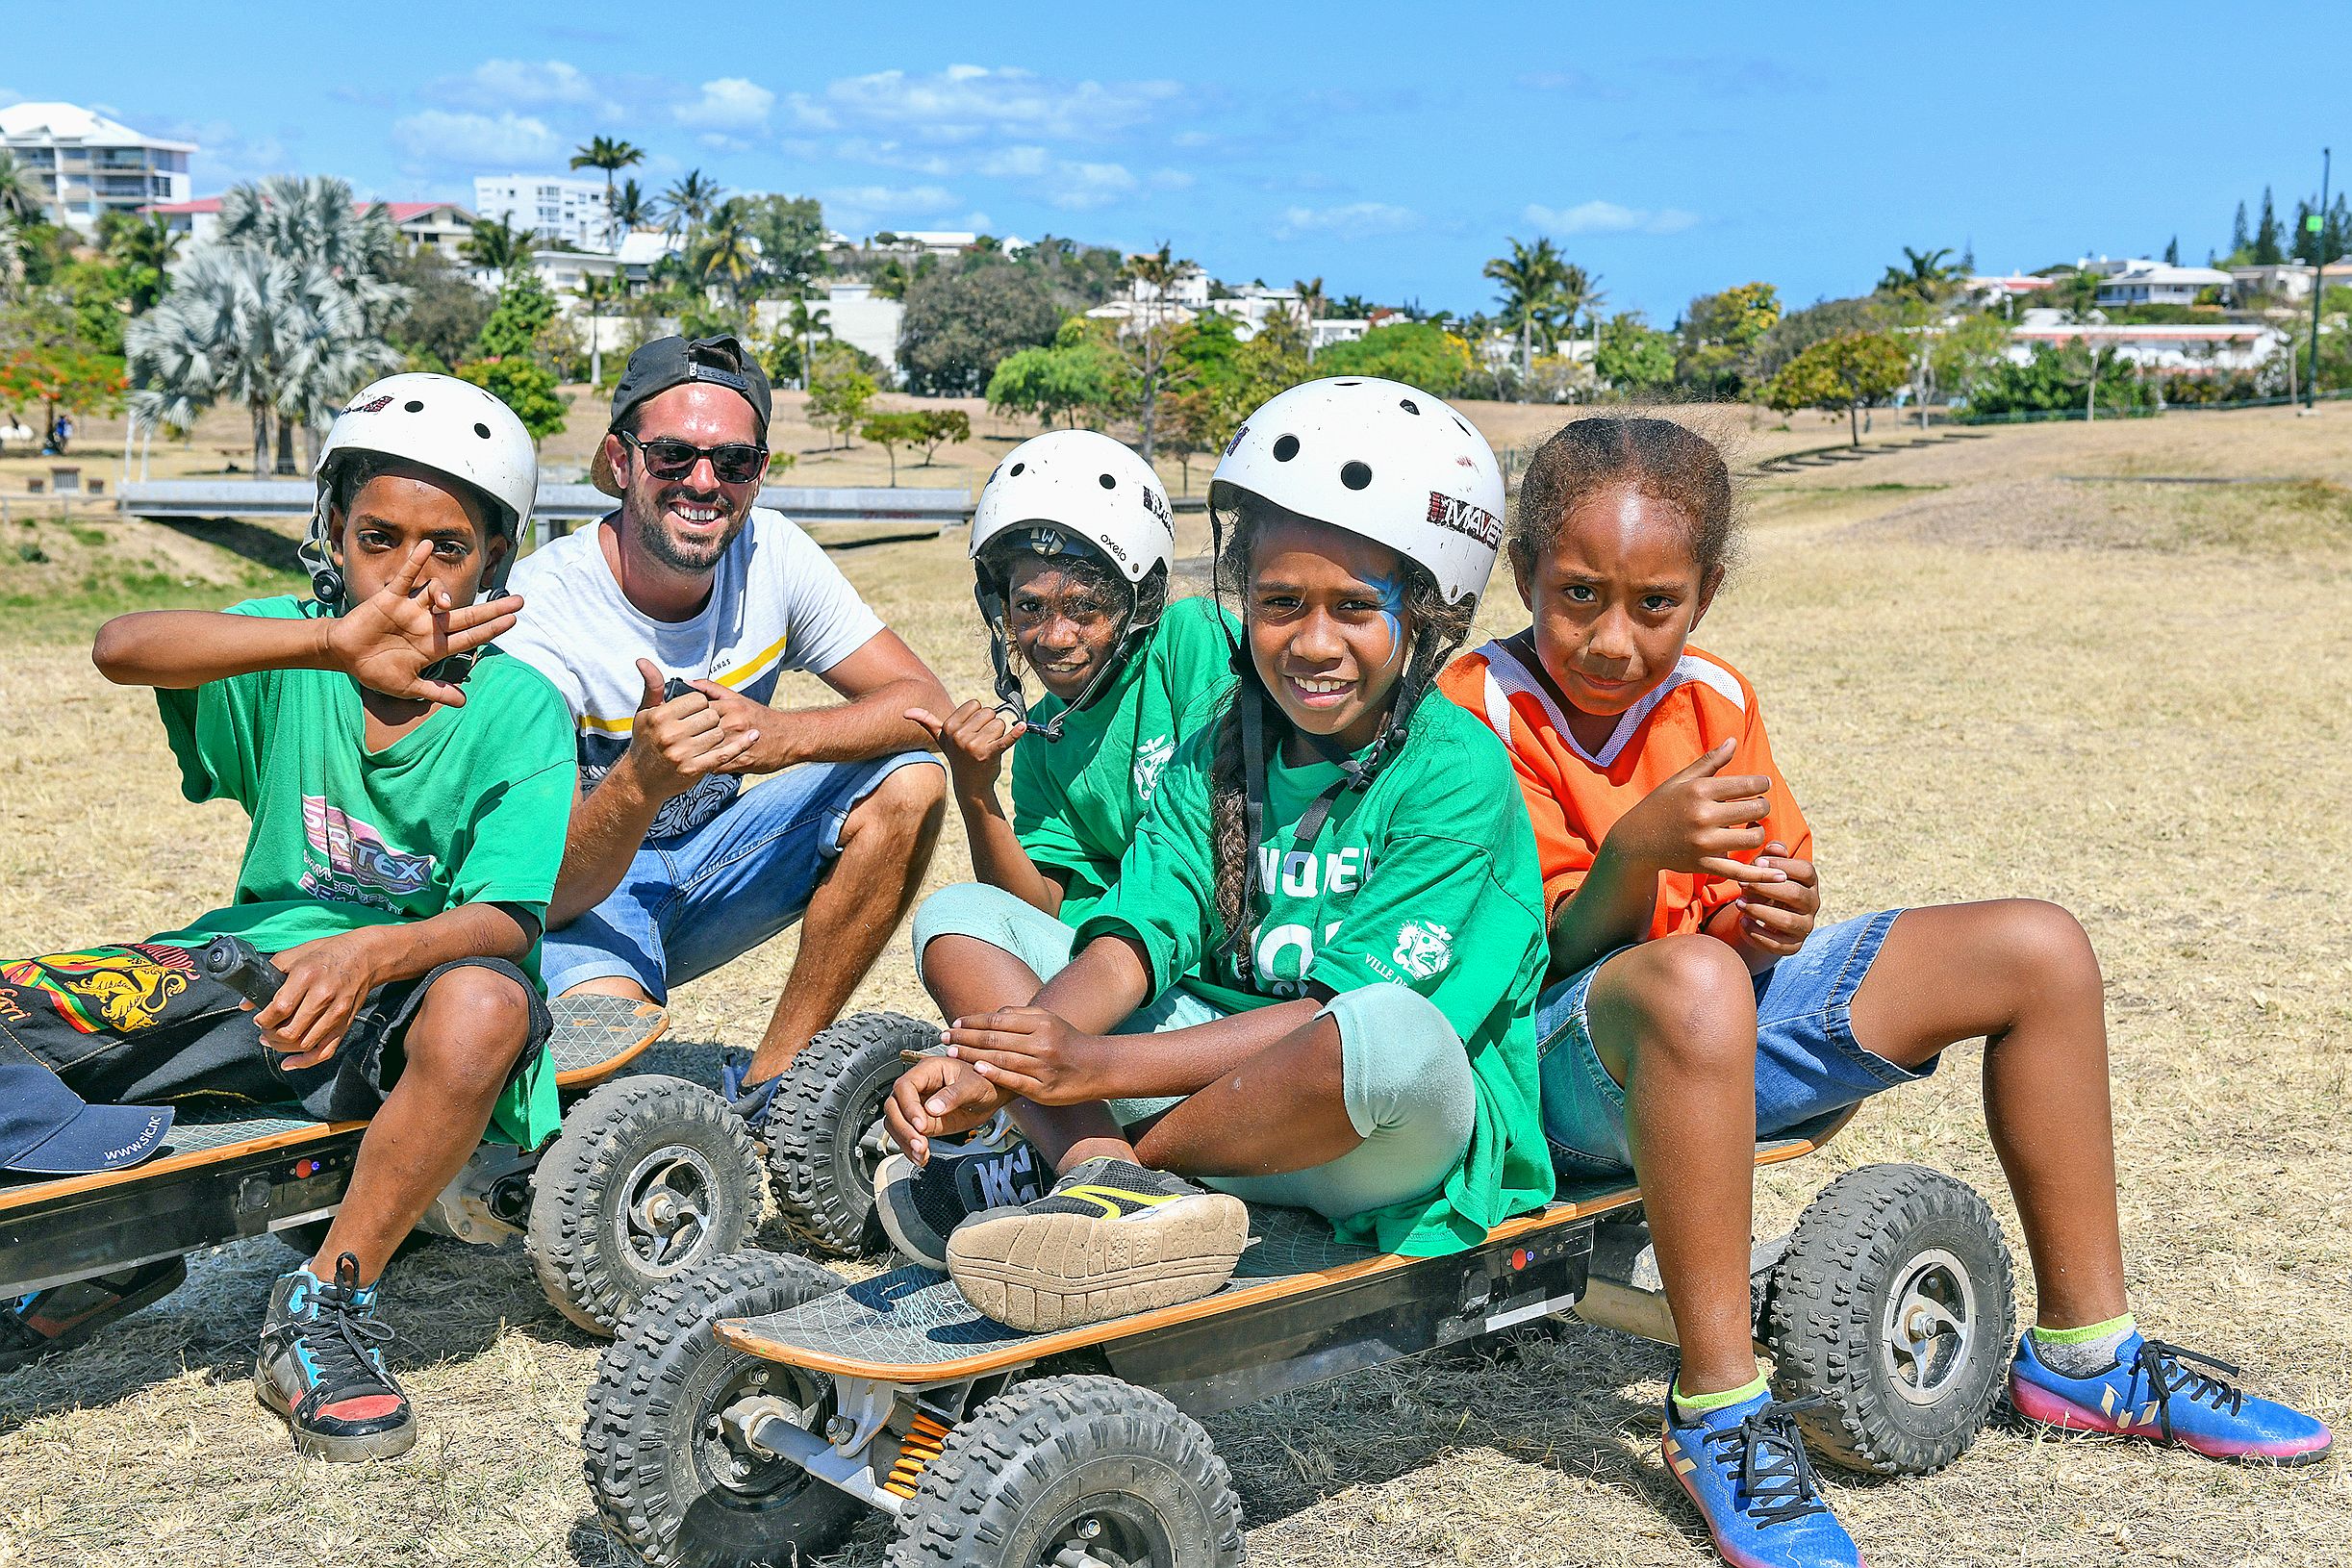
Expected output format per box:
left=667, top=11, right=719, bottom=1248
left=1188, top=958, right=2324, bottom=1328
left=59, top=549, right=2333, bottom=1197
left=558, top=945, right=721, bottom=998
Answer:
left=540, top=750, right=941, bottom=999
left=1536, top=908, right=1931, bottom=1176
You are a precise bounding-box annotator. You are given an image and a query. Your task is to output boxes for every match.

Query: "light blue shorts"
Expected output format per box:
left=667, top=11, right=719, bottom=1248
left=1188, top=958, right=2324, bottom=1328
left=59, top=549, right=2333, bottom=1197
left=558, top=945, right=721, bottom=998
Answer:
left=541, top=751, right=941, bottom=999
left=912, top=881, right=1475, bottom=1224
left=1536, top=908, right=1931, bottom=1176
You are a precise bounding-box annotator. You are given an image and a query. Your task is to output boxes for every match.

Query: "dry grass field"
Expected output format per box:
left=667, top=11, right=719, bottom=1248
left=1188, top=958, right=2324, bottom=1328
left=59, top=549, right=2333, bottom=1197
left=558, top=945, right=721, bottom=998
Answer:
left=2, top=402, right=2348, bottom=1568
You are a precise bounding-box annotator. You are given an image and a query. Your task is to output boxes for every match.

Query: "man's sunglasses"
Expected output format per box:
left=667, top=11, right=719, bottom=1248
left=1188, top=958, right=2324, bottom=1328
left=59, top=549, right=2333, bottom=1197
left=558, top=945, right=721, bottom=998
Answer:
left=619, top=432, right=770, bottom=486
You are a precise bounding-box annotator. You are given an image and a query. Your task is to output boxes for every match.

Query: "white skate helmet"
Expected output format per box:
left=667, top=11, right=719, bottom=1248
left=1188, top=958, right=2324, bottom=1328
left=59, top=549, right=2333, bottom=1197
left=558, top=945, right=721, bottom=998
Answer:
left=971, top=430, right=1176, bottom=736
left=303, top=372, right=540, bottom=607
left=1207, top=375, right=1503, bottom=607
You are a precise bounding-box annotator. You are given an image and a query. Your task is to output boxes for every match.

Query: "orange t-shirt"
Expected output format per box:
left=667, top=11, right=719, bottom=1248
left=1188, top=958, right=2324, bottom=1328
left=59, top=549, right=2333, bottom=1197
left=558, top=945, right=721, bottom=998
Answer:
left=1437, top=632, right=1809, bottom=941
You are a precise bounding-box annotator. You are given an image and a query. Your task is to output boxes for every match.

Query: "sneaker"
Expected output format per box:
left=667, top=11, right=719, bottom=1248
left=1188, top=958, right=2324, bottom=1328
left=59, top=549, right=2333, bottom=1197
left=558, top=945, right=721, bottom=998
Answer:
left=720, top=1051, right=783, bottom=1134
left=873, top=1121, right=1048, bottom=1270
left=945, top=1156, right=1249, bottom=1333
left=255, top=1252, right=416, bottom=1462
left=1660, top=1388, right=1861, bottom=1568
left=2010, top=1328, right=2333, bottom=1465
left=0, top=1258, right=187, bottom=1372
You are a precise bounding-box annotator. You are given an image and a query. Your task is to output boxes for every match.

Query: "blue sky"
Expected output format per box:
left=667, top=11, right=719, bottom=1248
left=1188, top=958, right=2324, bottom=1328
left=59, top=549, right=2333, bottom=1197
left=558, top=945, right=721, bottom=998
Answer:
left=13, top=2, right=2349, bottom=320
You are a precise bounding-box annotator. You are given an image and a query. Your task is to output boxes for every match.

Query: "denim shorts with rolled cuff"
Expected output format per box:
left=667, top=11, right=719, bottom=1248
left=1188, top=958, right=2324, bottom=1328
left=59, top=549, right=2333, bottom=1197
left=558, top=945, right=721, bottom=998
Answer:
left=1535, top=908, right=1930, bottom=1176
left=541, top=749, right=943, bottom=1000
left=912, top=881, right=1476, bottom=1224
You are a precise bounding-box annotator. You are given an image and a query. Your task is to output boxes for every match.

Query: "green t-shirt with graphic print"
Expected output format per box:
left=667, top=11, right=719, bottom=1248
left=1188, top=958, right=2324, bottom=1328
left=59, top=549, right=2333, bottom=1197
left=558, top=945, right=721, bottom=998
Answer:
left=143, top=595, right=576, bottom=1148
left=1010, top=594, right=1237, bottom=927
left=1075, top=691, right=1555, bottom=1255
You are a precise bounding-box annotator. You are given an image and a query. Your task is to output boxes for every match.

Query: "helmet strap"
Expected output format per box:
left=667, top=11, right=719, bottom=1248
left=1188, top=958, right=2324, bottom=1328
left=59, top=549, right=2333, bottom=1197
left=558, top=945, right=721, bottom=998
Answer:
left=974, top=563, right=1159, bottom=744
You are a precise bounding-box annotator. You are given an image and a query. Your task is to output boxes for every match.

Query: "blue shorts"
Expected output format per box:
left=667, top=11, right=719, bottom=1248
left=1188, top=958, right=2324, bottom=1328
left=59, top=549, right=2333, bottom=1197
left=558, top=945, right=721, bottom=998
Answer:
left=1536, top=908, right=1932, bottom=1176
left=540, top=751, right=941, bottom=999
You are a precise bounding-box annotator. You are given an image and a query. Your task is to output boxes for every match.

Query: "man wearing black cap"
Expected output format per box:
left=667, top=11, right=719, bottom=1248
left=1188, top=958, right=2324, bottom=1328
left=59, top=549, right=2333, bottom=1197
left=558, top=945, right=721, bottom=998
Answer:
left=499, top=335, right=948, bottom=1124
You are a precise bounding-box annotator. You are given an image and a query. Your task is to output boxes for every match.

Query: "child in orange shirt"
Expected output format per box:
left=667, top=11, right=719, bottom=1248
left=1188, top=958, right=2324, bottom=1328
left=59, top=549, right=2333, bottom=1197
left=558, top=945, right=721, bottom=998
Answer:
left=1439, top=416, right=2329, bottom=1568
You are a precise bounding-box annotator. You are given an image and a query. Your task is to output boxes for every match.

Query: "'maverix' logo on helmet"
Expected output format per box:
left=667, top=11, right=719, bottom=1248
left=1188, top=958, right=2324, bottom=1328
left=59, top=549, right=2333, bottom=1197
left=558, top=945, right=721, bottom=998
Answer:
left=1425, top=492, right=1502, bottom=547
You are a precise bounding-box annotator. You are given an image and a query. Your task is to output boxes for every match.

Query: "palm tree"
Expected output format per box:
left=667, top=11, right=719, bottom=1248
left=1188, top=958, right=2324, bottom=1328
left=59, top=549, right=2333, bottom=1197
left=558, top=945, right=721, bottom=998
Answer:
left=662, top=170, right=723, bottom=239
left=785, top=298, right=832, bottom=390
left=463, top=215, right=530, bottom=280
left=692, top=197, right=759, bottom=312
left=126, top=244, right=395, bottom=476
left=570, top=137, right=645, bottom=249
left=1292, top=275, right=1327, bottom=360
left=103, top=213, right=183, bottom=311
left=0, top=151, right=43, bottom=224
left=1877, top=246, right=1962, bottom=305
left=1483, top=237, right=1573, bottom=394
left=609, top=177, right=654, bottom=238
left=217, top=176, right=404, bottom=330
left=575, top=272, right=618, bottom=386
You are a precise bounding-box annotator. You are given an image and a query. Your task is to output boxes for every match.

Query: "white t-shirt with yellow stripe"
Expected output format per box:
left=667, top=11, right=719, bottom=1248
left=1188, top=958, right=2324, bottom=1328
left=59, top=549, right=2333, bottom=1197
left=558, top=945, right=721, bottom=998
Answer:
left=499, top=508, right=883, bottom=841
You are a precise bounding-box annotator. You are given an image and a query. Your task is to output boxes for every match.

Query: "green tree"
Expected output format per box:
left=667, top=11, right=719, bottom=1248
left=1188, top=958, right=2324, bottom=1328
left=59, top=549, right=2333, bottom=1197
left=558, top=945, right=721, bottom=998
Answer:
left=1678, top=282, right=1781, bottom=397
left=898, top=263, right=1062, bottom=395
left=609, top=178, right=655, bottom=238
left=1963, top=341, right=2154, bottom=417
left=858, top=410, right=927, bottom=483
left=454, top=355, right=568, bottom=443
left=2253, top=188, right=2284, bottom=266
left=746, top=194, right=828, bottom=297
left=806, top=343, right=876, bottom=448
left=569, top=136, right=645, bottom=247
left=463, top=215, right=531, bottom=279
left=915, top=407, right=971, bottom=465
left=1761, top=331, right=1910, bottom=445
left=0, top=151, right=42, bottom=224
left=385, top=247, right=493, bottom=372
left=1122, top=240, right=1194, bottom=457
left=1310, top=321, right=1474, bottom=395
left=1594, top=311, right=1676, bottom=392
left=1927, top=312, right=2014, bottom=410
left=693, top=198, right=760, bottom=311
left=473, top=271, right=560, bottom=361
left=1482, top=236, right=1573, bottom=391
left=662, top=170, right=723, bottom=238
left=985, top=325, right=1129, bottom=429
left=97, top=212, right=180, bottom=314
left=1875, top=246, right=1962, bottom=305
left=1158, top=385, right=1222, bottom=495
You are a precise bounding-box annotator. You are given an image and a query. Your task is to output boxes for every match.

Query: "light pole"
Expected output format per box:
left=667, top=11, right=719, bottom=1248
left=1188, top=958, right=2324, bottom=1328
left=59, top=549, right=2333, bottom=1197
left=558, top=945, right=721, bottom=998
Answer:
left=2308, top=147, right=2331, bottom=411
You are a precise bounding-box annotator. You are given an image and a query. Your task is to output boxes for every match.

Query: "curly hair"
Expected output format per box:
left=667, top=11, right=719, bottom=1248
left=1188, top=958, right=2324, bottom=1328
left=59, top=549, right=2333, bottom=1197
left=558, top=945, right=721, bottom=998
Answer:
left=980, top=540, right=1166, bottom=680
left=1204, top=499, right=1475, bottom=960
left=1505, top=416, right=1739, bottom=586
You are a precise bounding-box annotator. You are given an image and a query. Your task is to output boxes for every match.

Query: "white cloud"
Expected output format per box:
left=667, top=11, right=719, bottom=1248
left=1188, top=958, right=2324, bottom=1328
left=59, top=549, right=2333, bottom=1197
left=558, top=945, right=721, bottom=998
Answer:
left=1524, top=199, right=1699, bottom=236
left=833, top=138, right=955, bottom=177
left=394, top=110, right=563, bottom=169
left=151, top=116, right=292, bottom=187
left=1275, top=202, right=1420, bottom=240
left=1150, top=169, right=1197, bottom=190
left=819, top=183, right=962, bottom=231
left=429, top=59, right=610, bottom=114
left=1048, top=161, right=1137, bottom=209
left=787, top=64, right=1180, bottom=144
left=675, top=77, right=773, bottom=130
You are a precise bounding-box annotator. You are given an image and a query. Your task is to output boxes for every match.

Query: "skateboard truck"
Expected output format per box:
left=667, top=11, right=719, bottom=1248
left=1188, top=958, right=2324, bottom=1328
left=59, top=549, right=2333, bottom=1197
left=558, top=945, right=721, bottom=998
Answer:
left=198, top=934, right=284, bottom=1007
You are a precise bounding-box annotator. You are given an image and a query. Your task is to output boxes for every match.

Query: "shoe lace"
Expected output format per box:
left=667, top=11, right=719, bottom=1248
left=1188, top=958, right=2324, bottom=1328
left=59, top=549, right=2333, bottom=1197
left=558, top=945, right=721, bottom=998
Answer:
left=2131, top=1339, right=2245, bottom=1439
left=1700, top=1397, right=1829, bottom=1528
left=266, top=1254, right=396, bottom=1397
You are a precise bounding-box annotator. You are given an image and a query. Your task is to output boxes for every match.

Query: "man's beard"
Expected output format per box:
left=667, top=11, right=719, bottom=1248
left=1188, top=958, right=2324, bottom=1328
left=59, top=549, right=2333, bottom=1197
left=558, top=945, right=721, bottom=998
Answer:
left=624, top=484, right=748, bottom=573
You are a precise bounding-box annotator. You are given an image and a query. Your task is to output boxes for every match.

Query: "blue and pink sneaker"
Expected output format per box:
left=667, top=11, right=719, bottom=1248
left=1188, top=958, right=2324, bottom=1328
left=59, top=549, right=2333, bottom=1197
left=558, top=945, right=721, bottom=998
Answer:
left=2010, top=1329, right=2333, bottom=1465
left=1661, top=1388, right=1862, bottom=1568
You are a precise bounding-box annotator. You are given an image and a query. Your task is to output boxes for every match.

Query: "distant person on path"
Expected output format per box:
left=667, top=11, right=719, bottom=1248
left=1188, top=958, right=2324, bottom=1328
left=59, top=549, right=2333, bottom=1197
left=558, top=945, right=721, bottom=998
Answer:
left=498, top=334, right=948, bottom=1125
left=1440, top=415, right=2332, bottom=1568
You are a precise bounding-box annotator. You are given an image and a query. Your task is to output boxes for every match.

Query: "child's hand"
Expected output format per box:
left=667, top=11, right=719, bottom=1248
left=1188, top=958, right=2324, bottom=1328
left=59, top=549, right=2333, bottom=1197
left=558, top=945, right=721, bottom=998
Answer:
left=250, top=930, right=382, bottom=1069
left=325, top=541, right=522, bottom=706
left=907, top=700, right=1026, bottom=795
left=1732, top=842, right=1818, bottom=957
left=885, top=1054, right=1012, bottom=1164
left=1606, top=740, right=1787, bottom=888
left=943, top=1006, right=1110, bottom=1106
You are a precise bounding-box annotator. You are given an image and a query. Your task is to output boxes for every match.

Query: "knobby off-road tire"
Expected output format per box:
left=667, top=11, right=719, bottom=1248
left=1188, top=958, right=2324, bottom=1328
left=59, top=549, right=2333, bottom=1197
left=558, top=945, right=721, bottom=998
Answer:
left=889, top=1374, right=1243, bottom=1568
left=528, top=1075, right=765, bottom=1333
left=585, top=1250, right=857, bottom=1568
left=767, top=1011, right=933, bottom=1256
left=1761, top=1162, right=2016, bottom=1476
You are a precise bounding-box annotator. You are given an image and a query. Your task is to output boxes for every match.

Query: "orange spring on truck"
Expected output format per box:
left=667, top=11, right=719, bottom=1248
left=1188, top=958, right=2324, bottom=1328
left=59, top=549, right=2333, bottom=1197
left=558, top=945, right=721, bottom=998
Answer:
left=883, top=1413, right=953, bottom=1498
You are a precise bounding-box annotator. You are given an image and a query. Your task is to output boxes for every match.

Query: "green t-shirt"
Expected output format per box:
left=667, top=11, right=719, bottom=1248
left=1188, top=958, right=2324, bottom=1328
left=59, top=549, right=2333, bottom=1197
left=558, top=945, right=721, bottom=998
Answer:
left=1010, top=594, right=1238, bottom=926
left=145, top=596, right=576, bottom=1147
left=1075, top=693, right=1555, bottom=1255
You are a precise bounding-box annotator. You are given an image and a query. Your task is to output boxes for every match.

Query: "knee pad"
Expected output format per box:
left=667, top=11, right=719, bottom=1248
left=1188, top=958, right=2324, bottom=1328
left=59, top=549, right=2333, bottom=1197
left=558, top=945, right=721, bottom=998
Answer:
left=1321, top=982, right=1474, bottom=1139
left=911, top=882, right=1031, bottom=961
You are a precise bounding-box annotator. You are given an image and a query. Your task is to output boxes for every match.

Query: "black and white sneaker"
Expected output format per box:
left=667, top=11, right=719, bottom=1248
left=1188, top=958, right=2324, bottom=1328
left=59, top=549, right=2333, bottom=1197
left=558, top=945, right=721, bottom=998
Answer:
left=945, top=1156, right=1249, bottom=1333
left=873, top=1121, right=1048, bottom=1270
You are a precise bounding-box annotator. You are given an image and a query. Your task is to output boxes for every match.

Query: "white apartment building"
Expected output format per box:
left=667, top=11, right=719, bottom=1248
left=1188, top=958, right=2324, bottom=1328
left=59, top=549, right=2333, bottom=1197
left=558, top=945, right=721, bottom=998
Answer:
left=754, top=281, right=906, bottom=378
left=1, top=101, right=192, bottom=234
left=2227, top=262, right=2352, bottom=304
left=2009, top=311, right=2285, bottom=374
left=143, top=196, right=473, bottom=255
left=474, top=173, right=613, bottom=248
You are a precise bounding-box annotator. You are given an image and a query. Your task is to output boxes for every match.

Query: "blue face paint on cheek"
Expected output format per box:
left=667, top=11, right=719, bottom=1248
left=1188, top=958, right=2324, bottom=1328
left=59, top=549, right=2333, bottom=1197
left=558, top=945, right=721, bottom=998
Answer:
left=1365, top=572, right=1406, bottom=666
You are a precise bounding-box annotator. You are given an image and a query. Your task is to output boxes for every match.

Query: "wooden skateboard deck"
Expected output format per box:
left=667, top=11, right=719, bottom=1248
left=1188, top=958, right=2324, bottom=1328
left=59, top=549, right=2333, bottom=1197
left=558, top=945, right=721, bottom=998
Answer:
left=718, top=1113, right=1850, bottom=1381
left=0, top=996, right=668, bottom=1215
